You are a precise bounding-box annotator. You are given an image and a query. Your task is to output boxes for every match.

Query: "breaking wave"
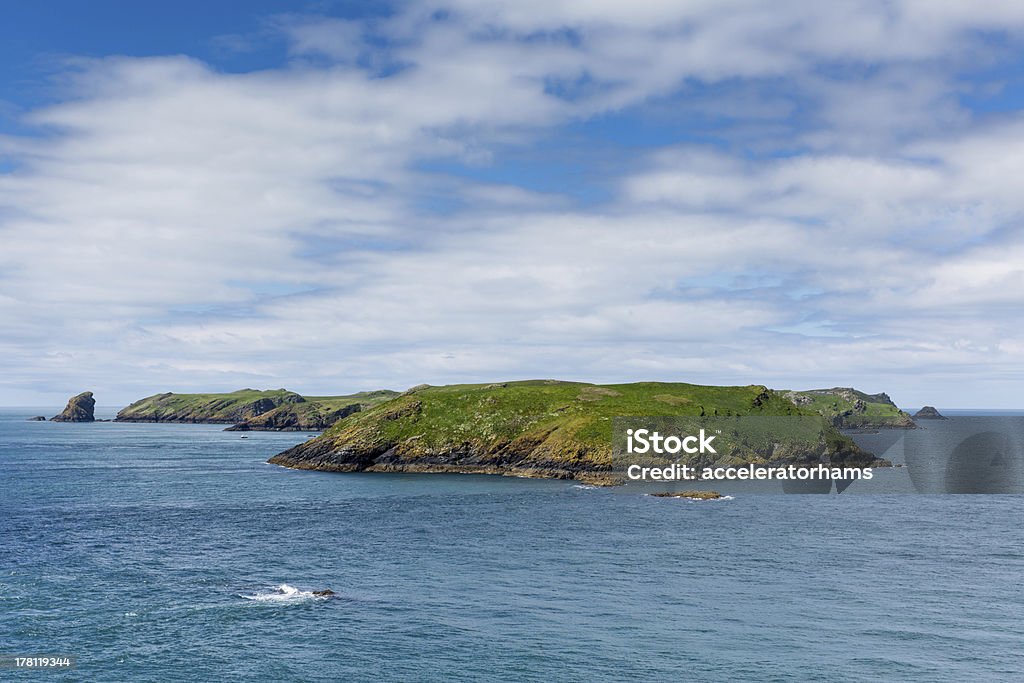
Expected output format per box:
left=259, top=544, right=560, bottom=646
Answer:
left=240, top=584, right=325, bottom=603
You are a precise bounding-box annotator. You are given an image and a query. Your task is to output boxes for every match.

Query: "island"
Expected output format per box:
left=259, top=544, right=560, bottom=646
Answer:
left=115, top=388, right=399, bottom=431
left=50, top=391, right=96, bottom=422
left=912, top=406, right=947, bottom=420
left=268, top=380, right=890, bottom=485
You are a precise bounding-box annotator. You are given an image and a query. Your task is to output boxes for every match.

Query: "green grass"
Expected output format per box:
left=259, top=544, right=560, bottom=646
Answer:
left=116, top=388, right=399, bottom=426
left=335, top=380, right=802, bottom=448
left=277, top=380, right=870, bottom=480
left=783, top=388, right=915, bottom=428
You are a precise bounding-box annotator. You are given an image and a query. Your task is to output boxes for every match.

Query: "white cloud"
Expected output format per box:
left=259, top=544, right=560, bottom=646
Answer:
left=2, top=1, right=1024, bottom=407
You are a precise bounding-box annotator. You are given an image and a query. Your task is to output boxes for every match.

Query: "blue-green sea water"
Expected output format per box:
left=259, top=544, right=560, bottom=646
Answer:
left=2, top=408, right=1023, bottom=681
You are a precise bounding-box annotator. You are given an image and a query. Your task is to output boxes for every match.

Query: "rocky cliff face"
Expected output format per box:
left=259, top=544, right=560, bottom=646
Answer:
left=51, top=392, right=96, bottom=422
left=225, top=402, right=365, bottom=431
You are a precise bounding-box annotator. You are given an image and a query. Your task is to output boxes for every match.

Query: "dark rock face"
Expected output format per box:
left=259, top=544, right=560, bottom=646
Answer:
left=51, top=392, right=96, bottom=422
left=28, top=416, right=46, bottom=421
left=226, top=403, right=362, bottom=432
left=913, top=406, right=947, bottom=420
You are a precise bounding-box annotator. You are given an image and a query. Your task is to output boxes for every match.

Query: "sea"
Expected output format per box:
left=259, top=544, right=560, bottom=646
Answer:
left=2, top=408, right=1022, bottom=681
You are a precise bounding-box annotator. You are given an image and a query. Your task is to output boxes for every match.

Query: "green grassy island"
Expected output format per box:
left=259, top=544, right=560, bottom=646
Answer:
left=268, top=380, right=895, bottom=485
left=115, top=388, right=399, bottom=431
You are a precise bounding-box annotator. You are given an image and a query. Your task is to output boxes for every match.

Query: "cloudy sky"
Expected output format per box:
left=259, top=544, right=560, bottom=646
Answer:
left=2, top=0, right=1024, bottom=407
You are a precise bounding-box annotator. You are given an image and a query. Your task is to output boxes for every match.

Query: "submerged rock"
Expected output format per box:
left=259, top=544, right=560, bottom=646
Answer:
left=312, top=589, right=336, bottom=597
left=28, top=415, right=46, bottom=421
left=51, top=392, right=96, bottom=422
left=912, top=406, right=947, bottom=420
left=649, top=490, right=723, bottom=500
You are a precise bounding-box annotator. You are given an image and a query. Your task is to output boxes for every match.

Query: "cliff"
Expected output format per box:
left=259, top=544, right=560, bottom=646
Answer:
left=783, top=387, right=916, bottom=429
left=51, top=391, right=96, bottom=422
left=116, top=389, right=399, bottom=430
left=226, top=391, right=400, bottom=431
left=269, top=380, right=884, bottom=485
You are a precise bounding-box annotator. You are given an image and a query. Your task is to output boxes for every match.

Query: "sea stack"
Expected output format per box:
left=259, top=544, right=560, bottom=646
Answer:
left=51, top=391, right=96, bottom=422
left=912, top=406, right=947, bottom=420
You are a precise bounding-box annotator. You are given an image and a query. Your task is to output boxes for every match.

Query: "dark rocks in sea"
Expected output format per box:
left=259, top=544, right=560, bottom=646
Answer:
left=650, top=490, right=722, bottom=500
left=312, top=589, right=336, bottom=597
left=28, top=416, right=46, bottom=421
left=51, top=392, right=96, bottom=422
left=913, top=406, right=947, bottom=420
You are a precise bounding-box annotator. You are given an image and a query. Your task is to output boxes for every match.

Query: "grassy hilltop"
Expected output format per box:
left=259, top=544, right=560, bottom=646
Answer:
left=784, top=388, right=915, bottom=429
left=269, top=380, right=886, bottom=484
left=116, top=388, right=399, bottom=430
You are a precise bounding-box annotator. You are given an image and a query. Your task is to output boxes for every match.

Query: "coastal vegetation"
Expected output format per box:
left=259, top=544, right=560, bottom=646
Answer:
left=50, top=381, right=914, bottom=483
left=268, top=380, right=890, bottom=484
left=783, top=388, right=915, bottom=428
left=115, top=388, right=399, bottom=430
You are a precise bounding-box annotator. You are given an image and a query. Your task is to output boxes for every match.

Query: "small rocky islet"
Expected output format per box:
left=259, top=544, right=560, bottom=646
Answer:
left=649, top=491, right=724, bottom=500
left=50, top=391, right=96, bottom=422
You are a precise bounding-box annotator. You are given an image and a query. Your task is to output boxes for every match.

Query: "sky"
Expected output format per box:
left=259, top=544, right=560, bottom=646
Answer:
left=2, top=0, right=1024, bottom=408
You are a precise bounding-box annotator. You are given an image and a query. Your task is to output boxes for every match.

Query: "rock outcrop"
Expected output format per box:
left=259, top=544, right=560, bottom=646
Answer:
left=225, top=402, right=364, bottom=431
left=51, top=392, right=96, bottom=422
left=650, top=490, right=723, bottom=500
left=28, top=416, right=46, bottom=421
left=912, top=406, right=947, bottom=420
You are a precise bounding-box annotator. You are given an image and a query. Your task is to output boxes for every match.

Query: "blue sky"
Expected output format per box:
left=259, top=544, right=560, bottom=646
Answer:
left=2, top=1, right=1024, bottom=407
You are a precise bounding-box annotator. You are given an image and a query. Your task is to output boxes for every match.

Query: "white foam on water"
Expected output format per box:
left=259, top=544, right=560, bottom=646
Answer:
left=572, top=484, right=600, bottom=490
left=240, top=583, right=325, bottom=603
